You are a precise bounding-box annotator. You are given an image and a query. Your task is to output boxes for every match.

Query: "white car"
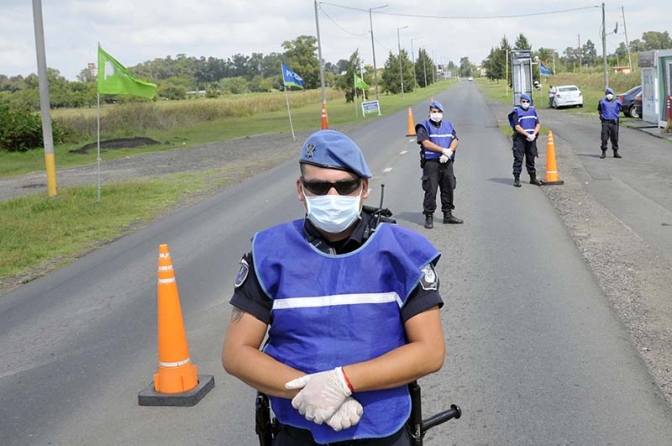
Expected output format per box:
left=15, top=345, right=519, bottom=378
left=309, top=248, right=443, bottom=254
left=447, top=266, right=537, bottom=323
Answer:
left=552, top=85, right=583, bottom=109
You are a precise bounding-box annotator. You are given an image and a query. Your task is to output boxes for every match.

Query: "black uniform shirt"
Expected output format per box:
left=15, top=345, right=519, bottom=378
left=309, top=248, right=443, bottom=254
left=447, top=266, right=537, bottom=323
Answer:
left=230, top=211, right=443, bottom=325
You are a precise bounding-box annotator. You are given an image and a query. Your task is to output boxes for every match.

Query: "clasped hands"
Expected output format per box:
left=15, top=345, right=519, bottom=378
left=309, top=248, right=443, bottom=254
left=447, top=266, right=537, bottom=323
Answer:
left=285, top=367, right=363, bottom=431
left=526, top=133, right=536, bottom=142
left=440, top=148, right=454, bottom=163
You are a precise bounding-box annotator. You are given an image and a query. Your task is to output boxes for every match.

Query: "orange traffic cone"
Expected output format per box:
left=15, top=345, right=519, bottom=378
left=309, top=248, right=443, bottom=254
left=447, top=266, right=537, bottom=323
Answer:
left=320, top=103, right=329, bottom=130
left=543, top=131, right=564, bottom=185
left=138, top=244, right=214, bottom=406
left=406, top=107, right=416, bottom=137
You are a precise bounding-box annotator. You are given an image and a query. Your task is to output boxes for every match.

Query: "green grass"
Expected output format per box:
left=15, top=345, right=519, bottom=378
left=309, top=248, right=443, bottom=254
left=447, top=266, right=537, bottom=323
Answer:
left=1, top=82, right=455, bottom=178
left=0, top=170, right=229, bottom=289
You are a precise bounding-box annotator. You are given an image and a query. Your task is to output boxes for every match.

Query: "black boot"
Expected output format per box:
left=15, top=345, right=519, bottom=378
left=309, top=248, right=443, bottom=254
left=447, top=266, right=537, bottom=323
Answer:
left=614, top=150, right=622, bottom=158
left=600, top=150, right=606, bottom=159
left=424, top=214, right=433, bottom=229
left=529, top=173, right=543, bottom=186
left=513, top=174, right=521, bottom=187
left=443, top=212, right=464, bottom=224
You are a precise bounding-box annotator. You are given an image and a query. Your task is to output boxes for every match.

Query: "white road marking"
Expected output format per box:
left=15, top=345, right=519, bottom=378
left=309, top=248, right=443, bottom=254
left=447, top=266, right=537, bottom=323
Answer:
left=383, top=168, right=393, bottom=173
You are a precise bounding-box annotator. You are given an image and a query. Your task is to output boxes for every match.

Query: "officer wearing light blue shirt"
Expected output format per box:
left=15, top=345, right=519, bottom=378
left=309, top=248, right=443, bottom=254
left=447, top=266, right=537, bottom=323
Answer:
left=222, top=130, right=446, bottom=446
left=597, top=87, right=623, bottom=159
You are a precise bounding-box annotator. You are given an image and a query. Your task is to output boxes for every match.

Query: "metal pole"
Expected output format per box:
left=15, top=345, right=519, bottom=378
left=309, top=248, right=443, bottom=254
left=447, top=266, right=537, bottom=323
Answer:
left=31, top=0, right=57, bottom=197
left=422, top=48, right=427, bottom=87
left=397, top=26, right=408, bottom=98
left=432, top=51, right=436, bottom=84
left=578, top=34, right=582, bottom=73
left=314, top=0, right=326, bottom=105
left=602, top=2, right=608, bottom=89
left=369, top=5, right=387, bottom=103
left=411, top=37, right=421, bottom=92
left=622, top=6, right=632, bottom=72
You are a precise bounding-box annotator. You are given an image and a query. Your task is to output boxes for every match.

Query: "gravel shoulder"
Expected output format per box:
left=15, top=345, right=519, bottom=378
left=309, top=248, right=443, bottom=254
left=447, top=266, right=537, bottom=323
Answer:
left=2, top=111, right=671, bottom=406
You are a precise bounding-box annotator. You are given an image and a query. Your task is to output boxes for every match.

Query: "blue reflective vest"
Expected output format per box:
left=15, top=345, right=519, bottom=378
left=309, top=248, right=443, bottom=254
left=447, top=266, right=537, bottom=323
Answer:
left=418, top=120, right=455, bottom=160
left=598, top=98, right=622, bottom=120
left=252, top=219, right=440, bottom=444
left=508, top=106, right=539, bottom=134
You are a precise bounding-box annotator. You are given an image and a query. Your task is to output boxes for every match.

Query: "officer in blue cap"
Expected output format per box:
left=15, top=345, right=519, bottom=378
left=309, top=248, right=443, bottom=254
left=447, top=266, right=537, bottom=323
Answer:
left=223, top=129, right=447, bottom=446
left=415, top=100, right=463, bottom=229
left=507, top=93, right=543, bottom=187
left=597, top=87, right=623, bottom=159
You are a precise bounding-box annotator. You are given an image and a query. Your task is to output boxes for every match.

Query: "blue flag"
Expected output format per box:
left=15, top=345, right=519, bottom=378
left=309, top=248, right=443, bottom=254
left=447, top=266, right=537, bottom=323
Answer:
left=540, top=62, right=553, bottom=77
left=282, top=63, right=305, bottom=89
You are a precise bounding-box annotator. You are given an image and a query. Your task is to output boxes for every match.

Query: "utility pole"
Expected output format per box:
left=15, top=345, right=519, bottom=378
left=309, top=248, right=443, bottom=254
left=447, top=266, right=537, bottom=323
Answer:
left=368, top=4, right=387, bottom=103
left=422, top=48, right=427, bottom=88
left=31, top=0, right=57, bottom=197
left=432, top=51, right=436, bottom=83
left=397, top=26, right=408, bottom=98
left=622, top=6, right=632, bottom=72
left=602, top=2, right=608, bottom=89
left=314, top=0, right=326, bottom=106
left=410, top=37, right=421, bottom=92
left=578, top=34, right=582, bottom=72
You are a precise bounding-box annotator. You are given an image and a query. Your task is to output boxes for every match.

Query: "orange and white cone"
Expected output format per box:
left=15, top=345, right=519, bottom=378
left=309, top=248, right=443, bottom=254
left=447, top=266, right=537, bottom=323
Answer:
left=406, top=108, right=416, bottom=137
left=543, top=131, right=564, bottom=185
left=320, top=104, right=329, bottom=130
left=138, top=244, right=214, bottom=406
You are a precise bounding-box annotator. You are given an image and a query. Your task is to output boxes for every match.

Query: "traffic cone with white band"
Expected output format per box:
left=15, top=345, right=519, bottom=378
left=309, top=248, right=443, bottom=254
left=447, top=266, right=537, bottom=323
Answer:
left=138, top=244, right=214, bottom=406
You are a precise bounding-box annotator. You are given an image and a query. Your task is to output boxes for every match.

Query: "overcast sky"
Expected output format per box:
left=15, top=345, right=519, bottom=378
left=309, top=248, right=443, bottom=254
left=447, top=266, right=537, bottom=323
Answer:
left=0, top=0, right=669, bottom=81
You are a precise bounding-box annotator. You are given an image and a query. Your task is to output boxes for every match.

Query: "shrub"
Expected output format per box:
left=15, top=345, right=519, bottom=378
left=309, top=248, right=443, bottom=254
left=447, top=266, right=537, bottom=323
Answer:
left=0, top=104, right=71, bottom=152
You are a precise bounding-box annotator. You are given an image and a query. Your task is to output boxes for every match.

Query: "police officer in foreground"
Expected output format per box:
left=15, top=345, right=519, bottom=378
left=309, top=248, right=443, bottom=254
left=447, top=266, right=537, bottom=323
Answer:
left=416, top=101, right=463, bottom=229
left=598, top=87, right=622, bottom=159
left=508, top=93, right=543, bottom=187
left=222, top=129, right=446, bottom=445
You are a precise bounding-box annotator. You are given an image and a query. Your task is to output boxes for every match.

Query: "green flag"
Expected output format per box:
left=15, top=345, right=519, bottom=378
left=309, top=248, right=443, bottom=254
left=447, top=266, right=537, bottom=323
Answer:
left=97, top=46, right=157, bottom=99
left=354, top=74, right=369, bottom=90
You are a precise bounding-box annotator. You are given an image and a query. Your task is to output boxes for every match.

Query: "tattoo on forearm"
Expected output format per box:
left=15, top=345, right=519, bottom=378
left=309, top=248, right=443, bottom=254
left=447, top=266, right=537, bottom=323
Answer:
left=231, top=308, right=246, bottom=323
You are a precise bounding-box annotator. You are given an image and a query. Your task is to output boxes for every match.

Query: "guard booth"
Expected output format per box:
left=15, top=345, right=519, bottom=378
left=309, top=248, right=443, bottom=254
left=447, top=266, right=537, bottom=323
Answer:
left=639, top=49, right=672, bottom=128
left=511, top=50, right=533, bottom=106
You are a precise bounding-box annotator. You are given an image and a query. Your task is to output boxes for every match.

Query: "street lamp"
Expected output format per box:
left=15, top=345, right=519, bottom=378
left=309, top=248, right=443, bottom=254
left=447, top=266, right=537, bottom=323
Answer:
left=410, top=37, right=422, bottom=91
left=397, top=25, right=408, bottom=98
left=369, top=4, right=388, bottom=103
left=421, top=47, right=427, bottom=88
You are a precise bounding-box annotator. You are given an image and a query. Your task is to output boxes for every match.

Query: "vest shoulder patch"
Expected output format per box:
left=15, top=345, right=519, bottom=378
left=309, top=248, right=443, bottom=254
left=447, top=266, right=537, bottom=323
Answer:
left=420, top=264, right=438, bottom=290
left=234, top=257, right=250, bottom=288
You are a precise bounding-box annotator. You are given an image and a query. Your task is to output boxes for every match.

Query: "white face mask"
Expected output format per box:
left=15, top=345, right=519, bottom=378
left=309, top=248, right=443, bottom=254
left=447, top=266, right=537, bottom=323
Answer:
left=303, top=190, right=362, bottom=234
left=520, top=102, right=530, bottom=110
left=606, top=94, right=614, bottom=101
left=429, top=112, right=442, bottom=123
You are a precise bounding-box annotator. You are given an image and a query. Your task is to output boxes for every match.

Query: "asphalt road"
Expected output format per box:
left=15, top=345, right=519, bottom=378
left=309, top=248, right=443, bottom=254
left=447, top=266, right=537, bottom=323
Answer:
left=1, top=81, right=672, bottom=445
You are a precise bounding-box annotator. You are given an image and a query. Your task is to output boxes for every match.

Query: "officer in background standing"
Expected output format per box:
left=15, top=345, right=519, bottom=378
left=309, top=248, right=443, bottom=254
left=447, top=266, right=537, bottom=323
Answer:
left=598, top=87, right=622, bottom=159
left=508, top=93, right=543, bottom=187
left=222, top=129, right=446, bottom=445
left=548, top=85, right=557, bottom=108
left=416, top=101, right=463, bottom=229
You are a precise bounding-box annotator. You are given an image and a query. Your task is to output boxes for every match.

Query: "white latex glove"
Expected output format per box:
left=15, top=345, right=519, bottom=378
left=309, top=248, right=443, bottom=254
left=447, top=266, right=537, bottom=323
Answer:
left=442, top=148, right=454, bottom=159
left=439, top=154, right=449, bottom=163
left=285, top=367, right=352, bottom=424
left=325, top=397, right=363, bottom=431
left=526, top=133, right=535, bottom=142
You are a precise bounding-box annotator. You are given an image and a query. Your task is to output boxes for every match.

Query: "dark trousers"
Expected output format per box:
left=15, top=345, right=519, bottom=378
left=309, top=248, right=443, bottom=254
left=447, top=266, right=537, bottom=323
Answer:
left=272, top=423, right=411, bottom=446
left=422, top=159, right=456, bottom=215
left=600, top=120, right=619, bottom=152
left=512, top=136, right=538, bottom=176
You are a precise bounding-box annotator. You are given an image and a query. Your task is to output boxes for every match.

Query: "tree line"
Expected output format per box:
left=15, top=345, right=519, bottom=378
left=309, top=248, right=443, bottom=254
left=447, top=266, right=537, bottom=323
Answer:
left=481, top=30, right=672, bottom=83
left=0, top=35, right=443, bottom=112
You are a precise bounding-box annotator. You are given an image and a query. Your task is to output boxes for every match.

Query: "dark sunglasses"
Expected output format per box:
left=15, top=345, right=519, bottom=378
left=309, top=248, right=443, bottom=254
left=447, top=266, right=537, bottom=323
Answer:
left=520, top=100, right=530, bottom=104
left=301, top=177, right=362, bottom=196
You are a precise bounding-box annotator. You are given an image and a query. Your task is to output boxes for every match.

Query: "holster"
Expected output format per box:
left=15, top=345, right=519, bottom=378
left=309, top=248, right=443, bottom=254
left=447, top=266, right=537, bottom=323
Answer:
left=420, top=149, right=426, bottom=168
left=255, top=392, right=277, bottom=446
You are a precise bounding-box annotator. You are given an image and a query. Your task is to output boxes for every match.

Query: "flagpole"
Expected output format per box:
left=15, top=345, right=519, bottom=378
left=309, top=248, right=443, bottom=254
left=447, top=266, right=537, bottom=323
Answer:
left=353, top=75, right=358, bottom=119
left=96, top=43, right=102, bottom=203
left=282, top=68, right=296, bottom=140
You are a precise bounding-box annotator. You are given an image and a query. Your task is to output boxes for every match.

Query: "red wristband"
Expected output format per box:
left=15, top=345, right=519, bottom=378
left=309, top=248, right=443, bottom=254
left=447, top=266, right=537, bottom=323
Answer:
left=341, top=367, right=355, bottom=392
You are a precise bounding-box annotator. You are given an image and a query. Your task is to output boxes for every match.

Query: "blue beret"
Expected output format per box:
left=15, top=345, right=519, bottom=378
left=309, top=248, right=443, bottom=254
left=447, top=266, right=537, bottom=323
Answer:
left=299, top=130, right=372, bottom=179
left=520, top=93, right=531, bottom=102
left=605, top=87, right=614, bottom=94
left=429, top=101, right=444, bottom=112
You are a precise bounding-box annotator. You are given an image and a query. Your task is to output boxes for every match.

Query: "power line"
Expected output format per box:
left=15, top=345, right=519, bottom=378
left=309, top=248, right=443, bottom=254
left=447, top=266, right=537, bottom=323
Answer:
left=318, top=4, right=369, bottom=37
left=320, top=2, right=600, bottom=20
